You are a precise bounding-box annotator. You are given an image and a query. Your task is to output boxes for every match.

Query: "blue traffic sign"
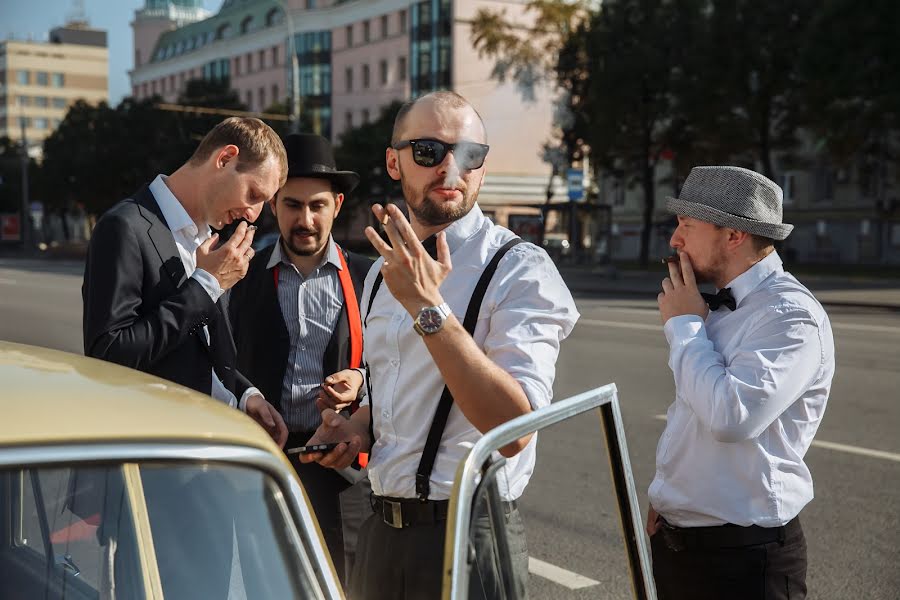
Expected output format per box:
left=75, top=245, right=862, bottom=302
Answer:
left=567, top=168, right=584, bottom=202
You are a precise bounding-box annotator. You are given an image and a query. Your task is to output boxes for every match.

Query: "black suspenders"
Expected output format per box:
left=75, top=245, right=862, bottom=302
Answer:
left=363, top=237, right=524, bottom=501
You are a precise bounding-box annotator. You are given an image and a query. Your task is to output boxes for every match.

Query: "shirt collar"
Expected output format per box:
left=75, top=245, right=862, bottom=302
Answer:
left=438, top=203, right=487, bottom=253
left=722, top=250, right=783, bottom=306
left=267, top=235, right=343, bottom=271
left=149, top=174, right=207, bottom=239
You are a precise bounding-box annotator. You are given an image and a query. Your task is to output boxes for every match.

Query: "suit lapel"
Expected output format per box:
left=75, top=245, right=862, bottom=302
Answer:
left=133, top=186, right=187, bottom=289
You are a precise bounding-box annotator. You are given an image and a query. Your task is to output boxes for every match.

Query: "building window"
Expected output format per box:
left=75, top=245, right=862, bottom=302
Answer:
left=381, top=14, right=389, bottom=38
left=780, top=173, right=796, bottom=206
left=18, top=116, right=30, bottom=129
left=345, top=67, right=353, bottom=92
left=216, top=23, right=232, bottom=39
left=16, top=95, right=30, bottom=107
left=362, top=64, right=370, bottom=88
left=52, top=73, right=64, bottom=87
left=399, top=9, right=408, bottom=34
left=398, top=56, right=407, bottom=80
left=362, top=109, right=370, bottom=124
left=345, top=111, right=353, bottom=129
left=234, top=56, right=242, bottom=76
left=258, top=87, right=266, bottom=110
left=380, top=59, right=388, bottom=85
left=271, top=46, right=279, bottom=66
left=245, top=90, right=252, bottom=109
left=272, top=84, right=279, bottom=103
left=259, top=49, right=266, bottom=70
left=265, top=8, right=281, bottom=26
left=306, top=0, right=315, bottom=8
left=34, top=96, right=48, bottom=107
left=36, top=71, right=49, bottom=86
left=346, top=25, right=353, bottom=48
left=34, top=117, right=48, bottom=129
left=246, top=53, right=253, bottom=72
left=363, top=20, right=371, bottom=43
left=240, top=16, right=254, bottom=34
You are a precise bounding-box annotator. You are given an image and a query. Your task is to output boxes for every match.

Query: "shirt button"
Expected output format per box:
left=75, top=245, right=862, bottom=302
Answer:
left=390, top=359, right=399, bottom=368
left=300, top=346, right=306, bottom=351
left=393, top=313, right=403, bottom=322
left=382, top=410, right=390, bottom=418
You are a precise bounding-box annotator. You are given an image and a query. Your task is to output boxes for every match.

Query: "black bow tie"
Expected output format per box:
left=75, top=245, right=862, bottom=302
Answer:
left=421, top=235, right=439, bottom=260
left=701, top=288, right=736, bottom=311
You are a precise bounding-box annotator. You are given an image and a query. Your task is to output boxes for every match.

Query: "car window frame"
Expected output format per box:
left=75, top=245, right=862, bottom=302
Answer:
left=0, top=443, right=343, bottom=600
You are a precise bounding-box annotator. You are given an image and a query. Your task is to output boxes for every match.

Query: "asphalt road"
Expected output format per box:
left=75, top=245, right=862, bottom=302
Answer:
left=1, top=259, right=898, bottom=599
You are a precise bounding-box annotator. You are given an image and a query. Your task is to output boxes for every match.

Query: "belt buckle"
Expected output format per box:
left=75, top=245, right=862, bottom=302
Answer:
left=382, top=499, right=403, bottom=529
left=660, top=520, right=687, bottom=552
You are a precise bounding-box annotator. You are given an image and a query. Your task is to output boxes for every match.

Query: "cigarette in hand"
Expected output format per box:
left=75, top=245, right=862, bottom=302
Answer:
left=661, top=254, right=678, bottom=265
left=381, top=214, right=391, bottom=226
left=248, top=225, right=257, bottom=231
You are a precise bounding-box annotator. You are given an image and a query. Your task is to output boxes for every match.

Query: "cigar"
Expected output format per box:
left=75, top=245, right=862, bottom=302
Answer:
left=661, top=254, right=679, bottom=265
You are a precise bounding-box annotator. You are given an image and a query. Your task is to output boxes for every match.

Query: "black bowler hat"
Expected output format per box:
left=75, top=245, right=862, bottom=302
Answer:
left=283, top=133, right=360, bottom=194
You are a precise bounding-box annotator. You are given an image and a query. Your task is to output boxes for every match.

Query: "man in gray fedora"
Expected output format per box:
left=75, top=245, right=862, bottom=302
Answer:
left=646, top=166, right=835, bottom=599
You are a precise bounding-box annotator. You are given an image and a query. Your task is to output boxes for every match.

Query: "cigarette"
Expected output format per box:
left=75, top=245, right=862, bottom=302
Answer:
left=661, top=255, right=679, bottom=265
left=248, top=225, right=257, bottom=231
left=381, top=214, right=391, bottom=226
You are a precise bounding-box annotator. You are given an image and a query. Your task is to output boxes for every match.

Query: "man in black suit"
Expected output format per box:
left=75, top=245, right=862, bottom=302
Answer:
left=82, top=117, right=288, bottom=445
left=228, top=133, right=373, bottom=584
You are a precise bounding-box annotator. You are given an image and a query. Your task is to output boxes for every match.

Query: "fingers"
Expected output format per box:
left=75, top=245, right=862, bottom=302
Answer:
left=385, top=203, right=421, bottom=257
left=381, top=208, right=410, bottom=261
left=270, top=408, right=288, bottom=448
left=364, top=226, right=393, bottom=260
left=436, top=231, right=452, bottom=270
left=661, top=277, right=674, bottom=294
left=679, top=252, right=697, bottom=288
left=666, top=257, right=683, bottom=286
left=226, top=221, right=249, bottom=248
left=199, top=233, right=218, bottom=254
left=236, top=225, right=255, bottom=255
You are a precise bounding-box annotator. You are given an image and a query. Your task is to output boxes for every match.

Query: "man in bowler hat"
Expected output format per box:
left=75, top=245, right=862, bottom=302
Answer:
left=648, top=166, right=835, bottom=599
left=228, top=133, right=373, bottom=583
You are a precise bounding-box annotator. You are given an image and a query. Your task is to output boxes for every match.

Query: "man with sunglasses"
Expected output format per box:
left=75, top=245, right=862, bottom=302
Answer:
left=299, top=91, right=579, bottom=599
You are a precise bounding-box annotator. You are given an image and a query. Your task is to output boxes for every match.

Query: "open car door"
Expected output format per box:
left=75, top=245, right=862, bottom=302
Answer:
left=441, top=383, right=657, bottom=600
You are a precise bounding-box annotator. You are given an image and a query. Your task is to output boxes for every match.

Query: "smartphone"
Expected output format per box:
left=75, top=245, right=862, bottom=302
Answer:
left=285, top=442, right=343, bottom=455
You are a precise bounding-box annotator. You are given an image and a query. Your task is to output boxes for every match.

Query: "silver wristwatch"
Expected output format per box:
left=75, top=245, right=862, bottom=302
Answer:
left=413, top=303, right=452, bottom=336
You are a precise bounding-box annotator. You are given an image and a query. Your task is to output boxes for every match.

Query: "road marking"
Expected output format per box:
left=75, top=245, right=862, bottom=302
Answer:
left=652, top=415, right=900, bottom=463
left=528, top=557, right=600, bottom=589
left=580, top=318, right=659, bottom=332
left=831, top=322, right=900, bottom=335
left=0, top=277, right=16, bottom=285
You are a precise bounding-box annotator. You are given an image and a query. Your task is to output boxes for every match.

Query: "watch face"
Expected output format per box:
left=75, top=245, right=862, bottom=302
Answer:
left=417, top=307, right=444, bottom=333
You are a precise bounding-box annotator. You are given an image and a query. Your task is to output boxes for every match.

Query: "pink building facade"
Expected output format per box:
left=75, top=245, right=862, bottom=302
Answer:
left=130, top=0, right=568, bottom=229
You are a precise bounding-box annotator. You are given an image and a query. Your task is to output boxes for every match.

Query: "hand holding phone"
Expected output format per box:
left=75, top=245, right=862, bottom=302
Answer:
left=286, top=443, right=345, bottom=455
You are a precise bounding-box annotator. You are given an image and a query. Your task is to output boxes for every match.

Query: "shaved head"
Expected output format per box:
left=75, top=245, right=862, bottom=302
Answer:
left=391, top=91, right=487, bottom=146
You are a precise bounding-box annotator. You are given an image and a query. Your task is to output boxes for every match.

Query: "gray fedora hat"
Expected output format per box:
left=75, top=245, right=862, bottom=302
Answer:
left=666, top=166, right=793, bottom=240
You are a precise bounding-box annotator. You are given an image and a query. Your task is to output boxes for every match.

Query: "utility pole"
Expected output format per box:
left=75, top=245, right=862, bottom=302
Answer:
left=275, top=0, right=301, bottom=133
left=19, top=117, right=31, bottom=251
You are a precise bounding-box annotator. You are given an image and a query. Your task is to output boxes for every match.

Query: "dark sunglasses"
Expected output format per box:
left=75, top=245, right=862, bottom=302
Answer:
left=392, top=138, right=490, bottom=170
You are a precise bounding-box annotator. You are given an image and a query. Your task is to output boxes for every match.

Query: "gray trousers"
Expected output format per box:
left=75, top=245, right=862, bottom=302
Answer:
left=349, top=501, right=528, bottom=600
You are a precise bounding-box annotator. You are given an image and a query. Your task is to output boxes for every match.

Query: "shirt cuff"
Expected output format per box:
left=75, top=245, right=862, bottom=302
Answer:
left=192, top=268, right=225, bottom=302
left=663, top=314, right=707, bottom=346
left=238, top=387, right=262, bottom=412
left=353, top=367, right=367, bottom=400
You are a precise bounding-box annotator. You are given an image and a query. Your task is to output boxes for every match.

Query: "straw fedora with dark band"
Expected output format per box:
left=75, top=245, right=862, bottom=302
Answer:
left=283, top=133, right=360, bottom=194
left=666, top=166, right=793, bottom=240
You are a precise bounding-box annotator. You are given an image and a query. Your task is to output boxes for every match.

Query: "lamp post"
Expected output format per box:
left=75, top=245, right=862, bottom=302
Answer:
left=275, top=0, right=301, bottom=133
left=19, top=115, right=31, bottom=251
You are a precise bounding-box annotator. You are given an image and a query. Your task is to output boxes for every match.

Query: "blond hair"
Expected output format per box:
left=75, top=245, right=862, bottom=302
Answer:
left=190, top=117, right=288, bottom=186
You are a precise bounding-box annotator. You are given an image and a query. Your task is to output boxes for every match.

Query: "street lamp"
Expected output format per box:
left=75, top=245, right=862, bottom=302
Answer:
left=275, top=0, right=301, bottom=133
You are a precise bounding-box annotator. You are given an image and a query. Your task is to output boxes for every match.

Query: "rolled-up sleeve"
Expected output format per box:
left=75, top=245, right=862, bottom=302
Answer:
left=481, top=245, right=579, bottom=410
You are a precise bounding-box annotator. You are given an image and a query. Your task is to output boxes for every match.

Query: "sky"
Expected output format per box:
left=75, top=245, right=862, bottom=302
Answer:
left=2, top=0, right=222, bottom=105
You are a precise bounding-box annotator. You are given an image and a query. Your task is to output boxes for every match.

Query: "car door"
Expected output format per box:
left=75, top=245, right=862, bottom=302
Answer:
left=440, top=384, right=657, bottom=600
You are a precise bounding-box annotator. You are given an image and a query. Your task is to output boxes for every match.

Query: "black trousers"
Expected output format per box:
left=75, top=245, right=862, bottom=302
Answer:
left=651, top=517, right=808, bottom=600
left=350, top=499, right=529, bottom=600
left=286, top=431, right=352, bottom=583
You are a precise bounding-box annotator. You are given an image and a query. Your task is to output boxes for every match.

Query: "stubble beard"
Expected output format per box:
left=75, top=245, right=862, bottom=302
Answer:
left=400, top=165, right=478, bottom=227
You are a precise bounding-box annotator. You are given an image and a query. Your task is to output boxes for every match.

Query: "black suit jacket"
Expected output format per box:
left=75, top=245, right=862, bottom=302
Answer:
left=227, top=241, right=373, bottom=415
left=82, top=185, right=248, bottom=398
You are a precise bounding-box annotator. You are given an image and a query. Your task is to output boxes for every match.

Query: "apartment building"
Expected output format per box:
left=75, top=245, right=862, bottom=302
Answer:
left=0, top=23, right=109, bottom=149
left=130, top=0, right=567, bottom=230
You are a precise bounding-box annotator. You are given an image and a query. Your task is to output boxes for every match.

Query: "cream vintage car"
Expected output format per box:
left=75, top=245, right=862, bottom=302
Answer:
left=0, top=341, right=654, bottom=600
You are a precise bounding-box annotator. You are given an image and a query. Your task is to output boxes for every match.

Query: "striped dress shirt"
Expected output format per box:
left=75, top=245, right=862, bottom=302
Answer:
left=269, top=238, right=344, bottom=431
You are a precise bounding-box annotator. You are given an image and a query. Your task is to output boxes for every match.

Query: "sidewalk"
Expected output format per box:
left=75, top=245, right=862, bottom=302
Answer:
left=559, top=264, right=900, bottom=310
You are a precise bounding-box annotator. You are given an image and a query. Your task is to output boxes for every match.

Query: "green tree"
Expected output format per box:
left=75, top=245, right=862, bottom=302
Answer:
left=333, top=101, right=404, bottom=218
left=578, top=0, right=706, bottom=266
left=0, top=136, right=39, bottom=214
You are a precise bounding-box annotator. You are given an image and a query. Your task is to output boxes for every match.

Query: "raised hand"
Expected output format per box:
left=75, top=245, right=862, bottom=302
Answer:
left=363, top=203, right=451, bottom=317
left=196, top=221, right=257, bottom=290
left=657, top=252, right=709, bottom=323
left=316, top=369, right=364, bottom=412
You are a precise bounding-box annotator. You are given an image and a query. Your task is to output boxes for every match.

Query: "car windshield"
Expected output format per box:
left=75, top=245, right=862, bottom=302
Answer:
left=0, top=462, right=318, bottom=599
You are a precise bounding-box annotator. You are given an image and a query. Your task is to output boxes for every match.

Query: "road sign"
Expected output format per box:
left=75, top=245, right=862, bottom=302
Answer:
left=567, top=168, right=584, bottom=202
left=1, top=214, right=21, bottom=241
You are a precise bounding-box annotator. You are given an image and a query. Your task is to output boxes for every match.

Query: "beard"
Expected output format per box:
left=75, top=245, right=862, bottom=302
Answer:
left=400, top=165, right=479, bottom=227
left=282, top=226, right=325, bottom=257
left=690, top=250, right=728, bottom=285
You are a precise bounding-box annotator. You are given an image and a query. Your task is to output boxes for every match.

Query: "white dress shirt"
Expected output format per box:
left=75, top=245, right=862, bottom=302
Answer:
left=649, top=250, right=835, bottom=527
left=361, top=204, right=579, bottom=501
left=149, top=175, right=259, bottom=409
